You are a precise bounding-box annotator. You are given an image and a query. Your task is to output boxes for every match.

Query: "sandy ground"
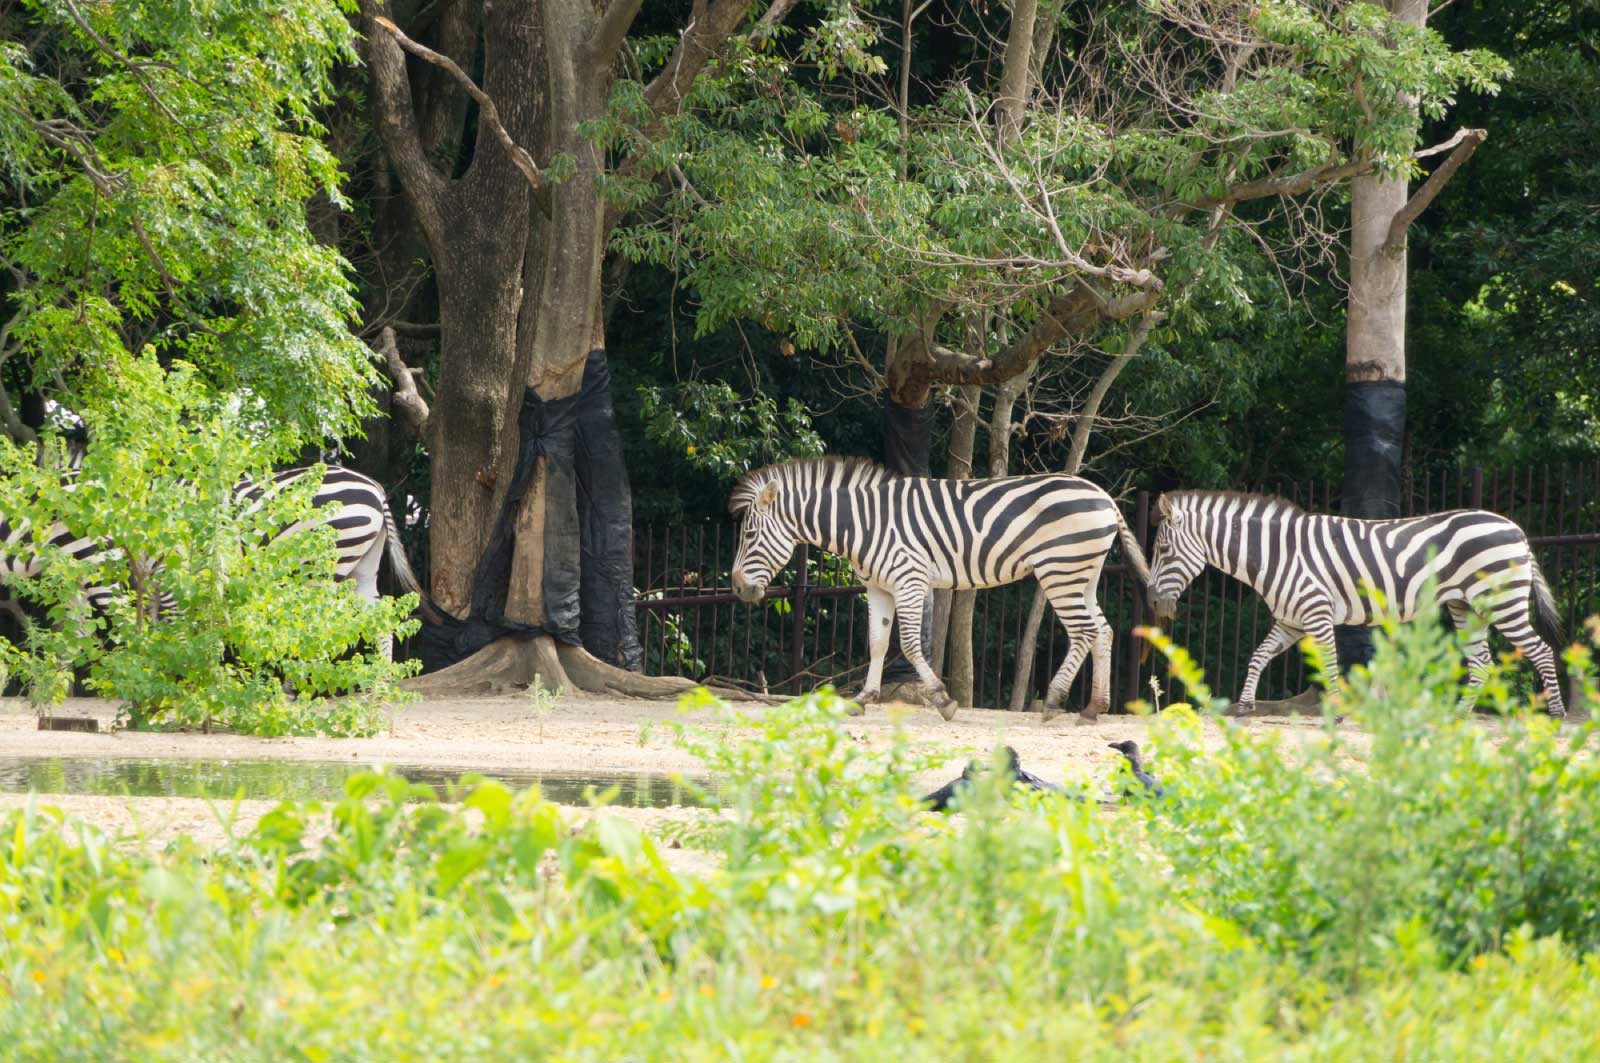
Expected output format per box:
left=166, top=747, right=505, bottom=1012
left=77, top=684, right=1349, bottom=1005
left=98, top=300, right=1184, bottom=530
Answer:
left=0, top=691, right=1344, bottom=868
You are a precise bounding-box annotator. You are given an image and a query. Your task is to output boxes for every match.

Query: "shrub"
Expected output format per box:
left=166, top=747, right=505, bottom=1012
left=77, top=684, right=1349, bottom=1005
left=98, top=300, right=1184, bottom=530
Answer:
left=4, top=620, right=1600, bottom=1057
left=0, top=356, right=418, bottom=735
left=1136, top=606, right=1600, bottom=980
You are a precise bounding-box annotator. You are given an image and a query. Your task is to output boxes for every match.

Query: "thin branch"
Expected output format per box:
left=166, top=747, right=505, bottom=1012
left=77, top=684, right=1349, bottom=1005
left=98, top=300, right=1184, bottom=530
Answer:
left=1384, top=128, right=1486, bottom=253
left=372, top=16, right=545, bottom=197
left=60, top=0, right=190, bottom=135
left=376, top=326, right=431, bottom=439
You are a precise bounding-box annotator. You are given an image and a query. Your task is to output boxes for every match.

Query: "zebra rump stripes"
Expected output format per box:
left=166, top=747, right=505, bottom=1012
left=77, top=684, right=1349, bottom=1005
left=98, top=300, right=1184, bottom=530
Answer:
left=1146, top=490, right=1566, bottom=716
left=729, top=457, right=1150, bottom=722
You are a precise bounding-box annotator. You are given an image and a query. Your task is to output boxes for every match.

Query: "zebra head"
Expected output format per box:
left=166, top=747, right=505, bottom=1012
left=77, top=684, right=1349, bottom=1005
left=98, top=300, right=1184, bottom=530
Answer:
left=1147, top=493, right=1206, bottom=621
left=730, top=476, right=797, bottom=604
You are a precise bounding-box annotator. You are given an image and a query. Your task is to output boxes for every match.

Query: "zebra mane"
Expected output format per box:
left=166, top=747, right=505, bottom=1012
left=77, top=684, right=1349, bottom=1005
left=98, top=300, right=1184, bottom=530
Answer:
left=1160, top=489, right=1305, bottom=519
left=728, top=456, right=896, bottom=515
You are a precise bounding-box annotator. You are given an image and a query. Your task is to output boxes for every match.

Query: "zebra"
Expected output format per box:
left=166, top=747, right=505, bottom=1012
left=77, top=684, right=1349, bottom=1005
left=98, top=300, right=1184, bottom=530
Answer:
left=729, top=457, right=1151, bottom=722
left=1145, top=490, right=1566, bottom=716
left=1, top=463, right=428, bottom=661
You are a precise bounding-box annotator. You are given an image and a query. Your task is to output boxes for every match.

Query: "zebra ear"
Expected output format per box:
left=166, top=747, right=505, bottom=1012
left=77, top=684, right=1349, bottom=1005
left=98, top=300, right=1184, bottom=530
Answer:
left=758, top=481, right=779, bottom=508
left=1157, top=494, right=1172, bottom=519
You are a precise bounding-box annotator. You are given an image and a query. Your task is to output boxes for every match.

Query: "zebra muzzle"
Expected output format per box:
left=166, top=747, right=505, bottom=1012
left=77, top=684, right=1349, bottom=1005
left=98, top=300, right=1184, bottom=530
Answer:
left=731, top=572, right=766, bottom=605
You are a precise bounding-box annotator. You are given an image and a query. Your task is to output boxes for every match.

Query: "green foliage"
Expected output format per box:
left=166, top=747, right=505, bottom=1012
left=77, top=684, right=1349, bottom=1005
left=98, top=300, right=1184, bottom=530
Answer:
left=0, top=354, right=418, bottom=735
left=638, top=379, right=825, bottom=481
left=0, top=0, right=375, bottom=451
left=1137, top=604, right=1600, bottom=981
left=5, top=618, right=1600, bottom=1056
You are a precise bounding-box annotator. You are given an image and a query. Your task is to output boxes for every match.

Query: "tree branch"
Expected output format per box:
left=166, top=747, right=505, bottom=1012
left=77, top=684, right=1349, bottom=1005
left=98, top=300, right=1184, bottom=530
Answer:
left=1188, top=156, right=1372, bottom=211
left=1383, top=127, right=1485, bottom=253
left=935, top=285, right=1159, bottom=387
left=589, top=0, right=646, bottom=64
left=376, top=326, right=431, bottom=439
left=361, top=1, right=446, bottom=238
left=372, top=15, right=546, bottom=198
left=1065, top=313, right=1160, bottom=472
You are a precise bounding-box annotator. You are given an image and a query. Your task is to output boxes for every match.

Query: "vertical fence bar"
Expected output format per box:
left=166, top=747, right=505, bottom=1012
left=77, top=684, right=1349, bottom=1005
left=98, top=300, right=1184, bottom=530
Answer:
left=1122, top=491, right=1150, bottom=711
left=789, top=544, right=809, bottom=692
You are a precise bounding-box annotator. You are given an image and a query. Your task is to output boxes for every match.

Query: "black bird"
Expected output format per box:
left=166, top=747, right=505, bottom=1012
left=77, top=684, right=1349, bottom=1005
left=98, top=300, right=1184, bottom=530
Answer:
left=1108, top=740, right=1163, bottom=798
left=921, top=745, right=1064, bottom=811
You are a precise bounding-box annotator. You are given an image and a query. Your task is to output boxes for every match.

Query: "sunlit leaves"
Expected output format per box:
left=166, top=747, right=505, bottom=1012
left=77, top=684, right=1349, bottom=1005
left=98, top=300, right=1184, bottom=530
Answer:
left=0, top=0, right=375, bottom=453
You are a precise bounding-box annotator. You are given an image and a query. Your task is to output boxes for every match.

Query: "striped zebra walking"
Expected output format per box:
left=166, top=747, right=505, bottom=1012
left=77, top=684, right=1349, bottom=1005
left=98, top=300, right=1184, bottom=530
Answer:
left=1145, top=491, right=1566, bottom=716
left=1, top=462, right=428, bottom=660
left=729, top=457, right=1150, bottom=722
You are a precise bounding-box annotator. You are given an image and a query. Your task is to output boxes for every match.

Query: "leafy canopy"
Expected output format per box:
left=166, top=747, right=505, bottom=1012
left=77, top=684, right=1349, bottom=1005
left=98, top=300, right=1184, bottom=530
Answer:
left=0, top=0, right=375, bottom=452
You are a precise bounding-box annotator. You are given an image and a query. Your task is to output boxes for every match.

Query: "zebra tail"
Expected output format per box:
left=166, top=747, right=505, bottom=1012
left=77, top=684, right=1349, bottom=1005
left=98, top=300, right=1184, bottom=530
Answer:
left=383, top=504, right=445, bottom=623
left=1116, top=507, right=1152, bottom=590
left=1529, top=556, right=1565, bottom=652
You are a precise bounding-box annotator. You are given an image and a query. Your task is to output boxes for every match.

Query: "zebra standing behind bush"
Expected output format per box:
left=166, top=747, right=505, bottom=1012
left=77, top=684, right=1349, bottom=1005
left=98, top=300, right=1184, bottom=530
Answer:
left=1146, top=490, right=1566, bottom=716
left=1, top=461, right=428, bottom=661
left=729, top=457, right=1150, bottom=722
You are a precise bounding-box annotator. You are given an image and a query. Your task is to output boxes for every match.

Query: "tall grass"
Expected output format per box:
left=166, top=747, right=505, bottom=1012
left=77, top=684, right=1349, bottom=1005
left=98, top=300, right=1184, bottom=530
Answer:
left=3, top=612, right=1600, bottom=1060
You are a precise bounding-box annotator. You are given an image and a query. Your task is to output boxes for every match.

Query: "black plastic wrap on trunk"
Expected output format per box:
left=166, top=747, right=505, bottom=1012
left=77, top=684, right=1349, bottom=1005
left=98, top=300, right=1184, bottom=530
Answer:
left=416, top=381, right=582, bottom=672
left=1335, top=379, right=1406, bottom=674
left=882, top=395, right=934, bottom=680
left=574, top=350, right=644, bottom=671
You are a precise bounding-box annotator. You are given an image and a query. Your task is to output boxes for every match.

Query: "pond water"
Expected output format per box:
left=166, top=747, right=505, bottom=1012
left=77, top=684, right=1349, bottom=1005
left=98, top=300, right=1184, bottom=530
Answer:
left=0, top=756, right=716, bottom=808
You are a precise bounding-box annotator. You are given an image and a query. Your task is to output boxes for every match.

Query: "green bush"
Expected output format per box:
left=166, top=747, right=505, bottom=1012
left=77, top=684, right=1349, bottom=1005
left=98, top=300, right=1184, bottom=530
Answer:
left=2, top=619, right=1600, bottom=1058
left=1136, top=607, right=1600, bottom=980
left=0, top=356, right=419, bottom=735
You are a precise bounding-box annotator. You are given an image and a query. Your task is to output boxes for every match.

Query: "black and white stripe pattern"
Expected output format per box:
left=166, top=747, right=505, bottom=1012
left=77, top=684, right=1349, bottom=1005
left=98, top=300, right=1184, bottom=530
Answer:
left=1146, top=490, right=1566, bottom=716
left=729, top=457, right=1150, bottom=722
left=1, top=464, right=425, bottom=660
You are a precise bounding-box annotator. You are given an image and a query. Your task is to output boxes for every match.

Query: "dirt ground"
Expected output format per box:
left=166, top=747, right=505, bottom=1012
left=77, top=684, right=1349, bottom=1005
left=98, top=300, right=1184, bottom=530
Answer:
left=0, top=691, right=1343, bottom=864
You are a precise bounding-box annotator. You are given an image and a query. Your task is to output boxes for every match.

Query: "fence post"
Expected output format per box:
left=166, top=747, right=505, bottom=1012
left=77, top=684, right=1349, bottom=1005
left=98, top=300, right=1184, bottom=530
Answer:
left=1470, top=466, right=1484, bottom=509
left=789, top=544, right=809, bottom=693
left=1122, top=490, right=1151, bottom=712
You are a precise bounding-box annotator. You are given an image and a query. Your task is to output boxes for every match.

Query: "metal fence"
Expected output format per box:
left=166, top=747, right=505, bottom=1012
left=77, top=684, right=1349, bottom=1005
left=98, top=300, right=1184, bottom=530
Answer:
left=635, top=463, right=1600, bottom=710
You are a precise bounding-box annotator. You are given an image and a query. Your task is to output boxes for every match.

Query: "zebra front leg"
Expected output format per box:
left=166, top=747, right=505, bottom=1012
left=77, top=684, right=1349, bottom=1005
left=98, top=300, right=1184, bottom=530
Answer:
left=1447, top=602, right=1493, bottom=714
left=853, top=585, right=896, bottom=715
left=892, top=585, right=957, bottom=721
left=1229, top=622, right=1300, bottom=715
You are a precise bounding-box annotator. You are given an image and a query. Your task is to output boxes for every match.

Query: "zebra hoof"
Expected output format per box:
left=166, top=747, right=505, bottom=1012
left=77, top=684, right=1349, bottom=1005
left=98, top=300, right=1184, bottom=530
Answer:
left=1036, top=700, right=1063, bottom=724
left=1074, top=712, right=1101, bottom=727
left=1224, top=701, right=1256, bottom=717
left=844, top=700, right=867, bottom=717
left=933, top=692, right=958, bottom=722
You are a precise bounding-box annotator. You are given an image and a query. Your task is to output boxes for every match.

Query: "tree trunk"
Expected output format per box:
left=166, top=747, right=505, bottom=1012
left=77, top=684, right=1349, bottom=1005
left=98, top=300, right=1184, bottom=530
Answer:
left=1336, top=0, right=1426, bottom=675
left=368, top=0, right=794, bottom=696
left=939, top=384, right=981, bottom=693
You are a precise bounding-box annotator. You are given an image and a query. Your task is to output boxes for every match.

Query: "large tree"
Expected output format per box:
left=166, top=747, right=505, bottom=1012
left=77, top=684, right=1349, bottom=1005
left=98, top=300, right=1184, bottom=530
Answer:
left=360, top=0, right=796, bottom=694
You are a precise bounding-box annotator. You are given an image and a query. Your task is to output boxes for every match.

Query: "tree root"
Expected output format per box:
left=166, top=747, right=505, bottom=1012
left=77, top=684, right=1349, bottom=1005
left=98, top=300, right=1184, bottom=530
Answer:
left=402, top=635, right=765, bottom=701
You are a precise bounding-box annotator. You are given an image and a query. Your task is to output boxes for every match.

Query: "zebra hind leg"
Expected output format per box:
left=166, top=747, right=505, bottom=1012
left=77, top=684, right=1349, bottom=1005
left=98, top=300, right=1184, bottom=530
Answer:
left=892, top=586, right=957, bottom=721
left=1035, top=626, right=1097, bottom=725
left=1488, top=607, right=1566, bottom=718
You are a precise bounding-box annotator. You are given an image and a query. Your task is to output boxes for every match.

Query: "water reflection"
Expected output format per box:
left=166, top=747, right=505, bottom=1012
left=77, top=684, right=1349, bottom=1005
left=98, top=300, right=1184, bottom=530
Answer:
left=0, top=756, right=715, bottom=808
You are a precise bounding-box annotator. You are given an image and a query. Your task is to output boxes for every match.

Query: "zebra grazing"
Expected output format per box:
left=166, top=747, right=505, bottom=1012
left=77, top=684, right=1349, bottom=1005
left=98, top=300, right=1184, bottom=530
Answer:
left=1, top=464, right=427, bottom=660
left=1146, top=491, right=1566, bottom=716
left=729, top=457, right=1150, bottom=722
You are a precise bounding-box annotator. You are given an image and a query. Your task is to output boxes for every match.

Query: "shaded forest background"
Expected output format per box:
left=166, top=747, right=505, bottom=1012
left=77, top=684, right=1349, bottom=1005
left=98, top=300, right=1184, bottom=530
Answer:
left=337, top=1, right=1600, bottom=543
